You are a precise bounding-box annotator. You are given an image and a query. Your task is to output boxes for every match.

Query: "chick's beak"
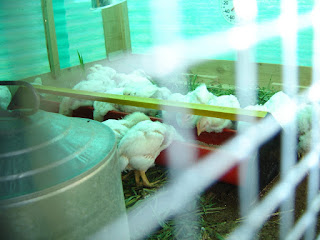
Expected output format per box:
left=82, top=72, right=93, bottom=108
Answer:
left=196, top=121, right=203, bottom=136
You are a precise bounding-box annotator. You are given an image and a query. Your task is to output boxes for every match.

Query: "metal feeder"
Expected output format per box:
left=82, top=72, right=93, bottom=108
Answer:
left=0, top=81, right=129, bottom=240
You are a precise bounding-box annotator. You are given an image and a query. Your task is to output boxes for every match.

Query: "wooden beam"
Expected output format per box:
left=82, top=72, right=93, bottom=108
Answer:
left=101, top=1, right=132, bottom=58
left=41, top=0, right=60, bottom=78
left=271, top=82, right=309, bottom=90
left=33, top=85, right=268, bottom=122
left=20, top=53, right=312, bottom=92
left=188, top=59, right=312, bottom=90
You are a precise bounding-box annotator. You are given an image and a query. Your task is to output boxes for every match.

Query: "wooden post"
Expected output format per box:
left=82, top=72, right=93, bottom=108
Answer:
left=101, top=1, right=132, bottom=59
left=41, top=0, right=60, bottom=78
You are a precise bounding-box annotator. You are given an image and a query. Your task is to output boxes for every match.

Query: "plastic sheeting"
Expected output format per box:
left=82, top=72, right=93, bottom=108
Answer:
left=0, top=0, right=314, bottom=81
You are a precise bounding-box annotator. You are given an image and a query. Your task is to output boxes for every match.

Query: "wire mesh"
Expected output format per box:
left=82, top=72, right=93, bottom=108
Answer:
left=2, top=0, right=320, bottom=239
left=92, top=1, right=320, bottom=239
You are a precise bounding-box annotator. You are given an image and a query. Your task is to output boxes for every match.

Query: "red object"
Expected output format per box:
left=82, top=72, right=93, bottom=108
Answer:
left=40, top=100, right=240, bottom=185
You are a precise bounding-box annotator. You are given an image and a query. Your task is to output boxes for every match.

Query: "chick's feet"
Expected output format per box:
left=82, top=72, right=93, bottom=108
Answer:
left=134, top=170, right=160, bottom=188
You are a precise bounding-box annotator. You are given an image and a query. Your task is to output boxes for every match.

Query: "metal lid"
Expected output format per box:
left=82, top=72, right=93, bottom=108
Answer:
left=0, top=110, right=116, bottom=200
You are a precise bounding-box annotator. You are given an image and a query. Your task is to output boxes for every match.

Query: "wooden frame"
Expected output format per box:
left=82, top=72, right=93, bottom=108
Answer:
left=40, top=0, right=132, bottom=78
left=188, top=59, right=312, bottom=90
left=38, top=0, right=311, bottom=90
left=101, top=1, right=132, bottom=58
left=41, top=0, right=60, bottom=78
left=33, top=1, right=312, bottom=122
left=21, top=52, right=312, bottom=122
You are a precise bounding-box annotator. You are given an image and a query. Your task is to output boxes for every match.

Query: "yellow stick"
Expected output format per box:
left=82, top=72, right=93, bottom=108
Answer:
left=34, top=85, right=268, bottom=122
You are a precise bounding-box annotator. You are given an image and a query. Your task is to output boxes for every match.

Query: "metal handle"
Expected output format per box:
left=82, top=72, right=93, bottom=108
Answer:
left=0, top=81, right=40, bottom=118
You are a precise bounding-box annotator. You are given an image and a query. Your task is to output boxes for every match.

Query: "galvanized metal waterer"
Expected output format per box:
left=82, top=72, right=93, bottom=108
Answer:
left=0, top=81, right=129, bottom=240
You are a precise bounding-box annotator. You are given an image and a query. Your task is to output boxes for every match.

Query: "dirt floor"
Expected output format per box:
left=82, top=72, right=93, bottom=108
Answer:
left=122, top=166, right=319, bottom=240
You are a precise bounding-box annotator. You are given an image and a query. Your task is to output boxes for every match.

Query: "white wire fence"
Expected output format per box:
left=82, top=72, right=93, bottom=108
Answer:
left=90, top=0, right=320, bottom=239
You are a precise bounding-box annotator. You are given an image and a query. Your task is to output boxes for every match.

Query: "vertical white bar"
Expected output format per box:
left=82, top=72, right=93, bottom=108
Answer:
left=150, top=0, right=180, bottom=45
left=151, top=0, right=184, bottom=77
left=237, top=47, right=259, bottom=219
left=150, top=1, right=200, bottom=239
left=304, top=1, right=320, bottom=240
left=233, top=0, right=259, bottom=223
left=279, top=0, right=298, bottom=239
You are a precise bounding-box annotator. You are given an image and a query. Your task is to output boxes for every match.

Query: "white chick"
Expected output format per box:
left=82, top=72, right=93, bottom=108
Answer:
left=59, top=97, right=93, bottom=116
left=59, top=78, right=116, bottom=116
left=175, top=84, right=216, bottom=128
left=197, top=94, right=240, bottom=135
left=296, top=104, right=320, bottom=157
left=117, top=79, right=160, bottom=117
left=187, top=83, right=216, bottom=105
left=152, top=86, right=172, bottom=100
left=297, top=104, right=312, bottom=136
left=93, top=87, right=124, bottom=121
left=263, top=91, right=315, bottom=158
left=131, top=69, right=152, bottom=80
left=0, top=86, right=12, bottom=110
left=111, top=70, right=160, bottom=116
left=59, top=65, right=117, bottom=116
left=298, top=131, right=311, bottom=158
left=162, top=92, right=189, bottom=124
left=263, top=91, right=295, bottom=127
left=244, top=104, right=268, bottom=112
left=87, top=64, right=117, bottom=81
left=101, top=112, right=150, bottom=145
left=167, top=92, right=188, bottom=102
left=117, top=120, right=180, bottom=187
left=236, top=104, right=268, bottom=131
left=122, top=84, right=158, bottom=99
left=113, top=71, right=153, bottom=89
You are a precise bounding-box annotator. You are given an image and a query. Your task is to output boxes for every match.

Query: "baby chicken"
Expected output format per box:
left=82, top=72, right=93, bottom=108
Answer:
left=197, top=94, right=240, bottom=135
left=117, top=120, right=180, bottom=187
left=101, top=112, right=150, bottom=144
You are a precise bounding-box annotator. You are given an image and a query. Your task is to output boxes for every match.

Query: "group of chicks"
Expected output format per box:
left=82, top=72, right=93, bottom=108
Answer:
left=1, top=67, right=315, bottom=188
left=59, top=64, right=171, bottom=120
left=238, top=91, right=316, bottom=157
left=58, top=64, right=241, bottom=136
left=57, top=64, right=242, bottom=187
left=56, top=64, right=318, bottom=186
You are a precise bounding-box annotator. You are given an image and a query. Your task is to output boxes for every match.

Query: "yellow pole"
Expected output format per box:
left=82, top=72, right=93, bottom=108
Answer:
left=33, top=85, right=268, bottom=122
